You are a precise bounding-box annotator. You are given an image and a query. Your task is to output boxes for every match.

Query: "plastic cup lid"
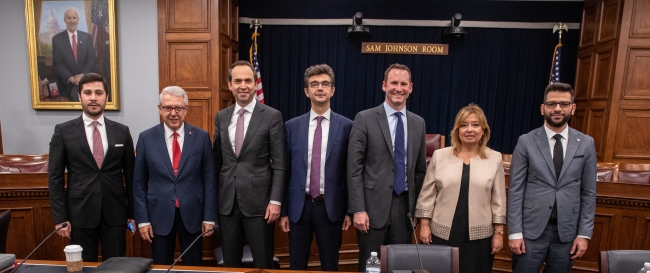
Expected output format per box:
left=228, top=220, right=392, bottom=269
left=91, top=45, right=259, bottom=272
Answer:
left=371, top=251, right=377, bottom=256
left=64, top=245, right=83, bottom=252
left=645, top=262, right=650, bottom=267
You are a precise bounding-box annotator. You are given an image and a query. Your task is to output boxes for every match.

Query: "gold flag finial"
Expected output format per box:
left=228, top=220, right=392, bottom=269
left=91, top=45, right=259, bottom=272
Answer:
left=553, top=22, right=568, bottom=43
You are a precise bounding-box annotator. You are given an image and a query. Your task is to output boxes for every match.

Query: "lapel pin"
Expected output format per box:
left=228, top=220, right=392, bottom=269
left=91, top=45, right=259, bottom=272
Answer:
left=189, top=131, right=192, bottom=135
left=577, top=138, right=580, bottom=142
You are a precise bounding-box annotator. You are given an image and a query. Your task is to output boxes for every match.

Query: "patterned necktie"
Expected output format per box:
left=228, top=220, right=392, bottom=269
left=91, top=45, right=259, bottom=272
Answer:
left=234, top=108, right=246, bottom=157
left=393, top=112, right=406, bottom=195
left=172, top=132, right=181, bottom=208
left=92, top=121, right=104, bottom=168
left=310, top=116, right=325, bottom=199
left=553, top=134, right=563, bottom=181
left=72, top=34, right=78, bottom=62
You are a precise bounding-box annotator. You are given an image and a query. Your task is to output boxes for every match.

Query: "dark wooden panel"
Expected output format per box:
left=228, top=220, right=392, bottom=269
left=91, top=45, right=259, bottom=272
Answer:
left=622, top=47, right=650, bottom=98
left=613, top=109, right=650, bottom=159
left=630, top=0, right=650, bottom=37
left=186, top=99, right=211, bottom=132
left=575, top=51, right=594, bottom=101
left=168, top=42, right=211, bottom=89
left=167, top=0, right=209, bottom=31
left=4, top=208, right=37, bottom=259
left=573, top=106, right=587, bottom=133
left=230, top=0, right=239, bottom=41
left=587, top=108, right=607, bottom=160
left=592, top=45, right=614, bottom=99
left=220, top=42, right=230, bottom=89
left=219, top=0, right=229, bottom=36
left=598, top=0, right=621, bottom=43
left=581, top=0, right=599, bottom=48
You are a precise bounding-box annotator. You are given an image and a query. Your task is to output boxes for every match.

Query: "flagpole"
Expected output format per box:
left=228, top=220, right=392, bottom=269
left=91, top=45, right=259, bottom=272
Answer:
left=249, top=19, right=265, bottom=104
left=549, top=23, right=568, bottom=84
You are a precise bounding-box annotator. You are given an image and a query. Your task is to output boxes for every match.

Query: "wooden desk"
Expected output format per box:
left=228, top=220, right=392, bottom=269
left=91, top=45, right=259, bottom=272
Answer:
left=20, top=260, right=260, bottom=273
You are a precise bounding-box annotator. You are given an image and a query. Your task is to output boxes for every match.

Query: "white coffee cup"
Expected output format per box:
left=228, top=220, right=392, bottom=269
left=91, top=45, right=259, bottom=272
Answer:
left=64, top=245, right=83, bottom=272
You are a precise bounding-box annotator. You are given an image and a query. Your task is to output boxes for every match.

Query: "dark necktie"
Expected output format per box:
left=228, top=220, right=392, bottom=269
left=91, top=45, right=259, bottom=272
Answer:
left=72, top=34, right=78, bottom=63
left=309, top=116, right=324, bottom=199
left=393, top=112, right=406, bottom=195
left=553, top=134, right=563, bottom=181
left=92, top=121, right=104, bottom=168
left=172, top=132, right=181, bottom=208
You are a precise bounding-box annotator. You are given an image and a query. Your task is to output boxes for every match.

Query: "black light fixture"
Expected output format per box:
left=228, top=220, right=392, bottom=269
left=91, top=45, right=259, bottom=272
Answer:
left=347, top=12, right=369, bottom=36
left=443, top=13, right=466, bottom=37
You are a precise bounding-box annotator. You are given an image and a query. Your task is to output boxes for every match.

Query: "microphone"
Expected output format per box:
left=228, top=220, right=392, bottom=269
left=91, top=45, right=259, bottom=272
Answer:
left=11, top=223, right=68, bottom=273
left=165, top=225, right=217, bottom=273
left=407, top=213, right=427, bottom=273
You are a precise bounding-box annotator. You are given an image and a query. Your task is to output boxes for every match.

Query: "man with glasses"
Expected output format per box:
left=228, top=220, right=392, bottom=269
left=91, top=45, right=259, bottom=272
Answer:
left=507, top=83, right=596, bottom=273
left=280, top=64, right=352, bottom=270
left=133, top=86, right=216, bottom=265
left=213, top=61, right=286, bottom=268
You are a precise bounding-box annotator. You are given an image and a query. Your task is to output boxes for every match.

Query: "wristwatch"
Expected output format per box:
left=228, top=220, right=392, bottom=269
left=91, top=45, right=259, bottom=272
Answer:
left=495, top=229, right=504, bottom=235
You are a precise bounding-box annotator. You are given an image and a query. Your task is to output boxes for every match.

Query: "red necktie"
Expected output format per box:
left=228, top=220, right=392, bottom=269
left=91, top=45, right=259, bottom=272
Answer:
left=72, top=34, right=78, bottom=62
left=172, top=132, right=181, bottom=208
left=92, top=121, right=104, bottom=168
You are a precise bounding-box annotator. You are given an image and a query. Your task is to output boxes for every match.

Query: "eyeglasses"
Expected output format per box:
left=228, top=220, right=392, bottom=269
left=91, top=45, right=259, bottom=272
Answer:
left=544, top=101, right=573, bottom=108
left=160, top=105, right=187, bottom=112
left=308, top=81, right=332, bottom=88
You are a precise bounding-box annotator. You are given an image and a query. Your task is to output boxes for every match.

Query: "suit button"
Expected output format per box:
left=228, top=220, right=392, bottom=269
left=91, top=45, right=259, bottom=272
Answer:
left=549, top=206, right=553, bottom=210
left=389, top=186, right=393, bottom=189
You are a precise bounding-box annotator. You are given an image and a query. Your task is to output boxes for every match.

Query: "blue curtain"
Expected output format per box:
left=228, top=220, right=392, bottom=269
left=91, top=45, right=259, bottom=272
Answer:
left=240, top=25, right=578, bottom=154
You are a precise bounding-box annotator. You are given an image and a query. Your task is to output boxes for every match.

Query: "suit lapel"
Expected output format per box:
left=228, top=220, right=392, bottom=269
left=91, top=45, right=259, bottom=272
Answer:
left=72, top=116, right=97, bottom=169
left=300, top=113, right=310, bottom=167
left=326, top=112, right=341, bottom=161
left=102, top=118, right=117, bottom=169
left=176, top=123, right=195, bottom=177
left=240, top=103, right=264, bottom=156
left=533, top=127, right=557, bottom=184
left=559, top=128, right=580, bottom=181
left=376, top=105, right=395, bottom=159
left=221, top=105, right=236, bottom=157
left=154, top=124, right=176, bottom=178
left=406, top=111, right=416, bottom=174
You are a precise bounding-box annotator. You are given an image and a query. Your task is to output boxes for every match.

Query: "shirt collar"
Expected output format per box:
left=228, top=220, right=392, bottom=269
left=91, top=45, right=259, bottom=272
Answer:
left=67, top=30, right=78, bottom=37
left=234, top=99, right=257, bottom=116
left=383, top=101, right=407, bottom=118
left=82, top=113, right=104, bottom=127
left=544, top=124, right=569, bottom=140
left=164, top=122, right=185, bottom=139
left=309, top=108, right=331, bottom=121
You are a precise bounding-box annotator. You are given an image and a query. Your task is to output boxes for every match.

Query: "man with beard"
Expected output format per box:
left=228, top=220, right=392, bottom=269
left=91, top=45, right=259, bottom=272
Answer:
left=48, top=73, right=134, bottom=262
left=507, top=82, right=596, bottom=273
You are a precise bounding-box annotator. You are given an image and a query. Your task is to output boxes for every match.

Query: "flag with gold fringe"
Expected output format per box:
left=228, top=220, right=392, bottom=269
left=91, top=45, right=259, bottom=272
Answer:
left=249, top=32, right=264, bottom=104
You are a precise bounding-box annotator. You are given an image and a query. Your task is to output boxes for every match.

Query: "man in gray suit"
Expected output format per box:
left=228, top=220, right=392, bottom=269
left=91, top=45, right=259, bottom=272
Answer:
left=507, top=82, right=597, bottom=273
left=213, top=60, right=286, bottom=269
left=348, top=63, right=427, bottom=271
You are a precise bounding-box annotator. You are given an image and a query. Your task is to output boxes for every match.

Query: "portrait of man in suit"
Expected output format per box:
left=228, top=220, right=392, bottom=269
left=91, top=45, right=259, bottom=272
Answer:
left=507, top=82, right=597, bottom=273
left=347, top=63, right=427, bottom=271
left=133, top=86, right=216, bottom=265
left=280, top=64, right=352, bottom=270
left=48, top=72, right=134, bottom=262
left=51, top=7, right=96, bottom=102
left=213, top=60, right=286, bottom=269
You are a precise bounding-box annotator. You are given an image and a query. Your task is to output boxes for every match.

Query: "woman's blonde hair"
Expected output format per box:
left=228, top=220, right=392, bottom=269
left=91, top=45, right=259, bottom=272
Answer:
left=450, top=103, right=491, bottom=159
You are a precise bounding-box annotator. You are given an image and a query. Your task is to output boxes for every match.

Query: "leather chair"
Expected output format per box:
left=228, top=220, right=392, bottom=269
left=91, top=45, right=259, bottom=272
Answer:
left=618, top=163, right=650, bottom=184
left=425, top=134, right=445, bottom=166
left=0, top=154, right=49, bottom=173
left=0, top=210, right=11, bottom=253
left=600, top=250, right=650, bottom=273
left=502, top=154, right=512, bottom=175
left=213, top=245, right=279, bottom=268
left=597, top=162, right=619, bottom=182
left=380, top=244, right=459, bottom=273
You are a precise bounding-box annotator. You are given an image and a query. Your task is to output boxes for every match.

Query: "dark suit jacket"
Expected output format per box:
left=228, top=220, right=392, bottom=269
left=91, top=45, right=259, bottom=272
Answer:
left=133, top=123, right=216, bottom=235
left=48, top=116, right=135, bottom=229
left=281, top=111, right=353, bottom=223
left=52, top=30, right=96, bottom=98
left=347, top=104, right=427, bottom=229
left=507, top=126, right=597, bottom=242
left=213, top=102, right=286, bottom=217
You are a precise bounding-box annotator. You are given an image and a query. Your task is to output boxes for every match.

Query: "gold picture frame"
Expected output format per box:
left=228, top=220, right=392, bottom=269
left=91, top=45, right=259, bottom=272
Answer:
left=26, top=0, right=119, bottom=110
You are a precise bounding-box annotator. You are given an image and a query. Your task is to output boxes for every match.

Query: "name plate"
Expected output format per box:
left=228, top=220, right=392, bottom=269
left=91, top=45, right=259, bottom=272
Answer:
left=361, top=43, right=449, bottom=55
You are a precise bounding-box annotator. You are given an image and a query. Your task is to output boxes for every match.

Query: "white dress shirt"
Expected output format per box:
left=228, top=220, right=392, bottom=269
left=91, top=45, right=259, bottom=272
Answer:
left=227, top=99, right=280, bottom=205
left=82, top=113, right=108, bottom=156
left=383, top=102, right=408, bottom=190
left=305, top=109, right=330, bottom=195
left=67, top=30, right=78, bottom=48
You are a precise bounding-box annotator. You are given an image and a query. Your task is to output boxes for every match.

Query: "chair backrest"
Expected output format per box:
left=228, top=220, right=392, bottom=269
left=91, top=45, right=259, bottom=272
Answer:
left=425, top=134, right=445, bottom=166
left=600, top=250, right=650, bottom=273
left=502, top=154, right=512, bottom=175
left=0, top=154, right=49, bottom=173
left=380, top=244, right=459, bottom=273
left=597, top=162, right=619, bottom=182
left=618, top=163, right=650, bottom=184
left=0, top=210, right=11, bottom=253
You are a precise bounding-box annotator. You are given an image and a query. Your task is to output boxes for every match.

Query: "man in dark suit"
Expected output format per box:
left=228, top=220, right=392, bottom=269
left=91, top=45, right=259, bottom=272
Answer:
left=52, top=7, right=96, bottom=102
left=508, top=83, right=597, bottom=273
left=48, top=73, right=134, bottom=262
left=213, top=61, right=286, bottom=268
left=133, top=86, right=216, bottom=265
left=348, top=63, right=427, bottom=271
left=279, top=64, right=352, bottom=270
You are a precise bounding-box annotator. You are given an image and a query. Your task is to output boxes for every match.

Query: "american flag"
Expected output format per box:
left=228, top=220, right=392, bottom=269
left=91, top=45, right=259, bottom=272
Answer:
left=250, top=32, right=265, bottom=104
left=90, top=0, right=108, bottom=75
left=549, top=43, right=562, bottom=83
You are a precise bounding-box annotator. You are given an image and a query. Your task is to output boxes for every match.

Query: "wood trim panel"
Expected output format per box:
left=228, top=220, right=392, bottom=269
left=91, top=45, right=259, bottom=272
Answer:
left=629, top=0, right=650, bottom=38
left=166, top=0, right=210, bottom=32
left=572, top=106, right=587, bottom=133
left=167, top=42, right=212, bottom=89
left=581, top=0, right=600, bottom=48
left=598, top=0, right=622, bottom=43
left=586, top=108, right=607, bottom=160
left=621, top=46, right=650, bottom=99
left=591, top=41, right=616, bottom=99
left=575, top=51, right=594, bottom=101
left=613, top=108, right=650, bottom=160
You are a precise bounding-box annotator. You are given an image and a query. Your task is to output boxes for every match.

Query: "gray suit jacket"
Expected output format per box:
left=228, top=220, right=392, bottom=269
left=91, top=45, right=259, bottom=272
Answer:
left=348, top=104, right=427, bottom=229
left=213, top=102, right=286, bottom=217
left=507, top=126, right=597, bottom=242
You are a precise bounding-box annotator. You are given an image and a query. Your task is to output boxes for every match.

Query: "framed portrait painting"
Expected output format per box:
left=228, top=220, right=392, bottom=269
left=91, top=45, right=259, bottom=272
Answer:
left=25, top=0, right=119, bottom=110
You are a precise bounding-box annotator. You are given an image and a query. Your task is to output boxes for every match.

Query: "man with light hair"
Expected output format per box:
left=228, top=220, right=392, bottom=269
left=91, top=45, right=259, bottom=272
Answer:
left=133, top=86, right=216, bottom=265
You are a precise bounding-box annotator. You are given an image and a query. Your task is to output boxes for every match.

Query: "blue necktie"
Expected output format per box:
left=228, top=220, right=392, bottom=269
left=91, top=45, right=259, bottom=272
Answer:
left=393, top=112, right=406, bottom=195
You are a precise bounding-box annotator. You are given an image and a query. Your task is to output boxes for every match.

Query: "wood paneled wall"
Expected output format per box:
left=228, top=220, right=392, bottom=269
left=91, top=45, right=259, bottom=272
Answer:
left=158, top=0, right=238, bottom=134
left=573, top=0, right=650, bottom=164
